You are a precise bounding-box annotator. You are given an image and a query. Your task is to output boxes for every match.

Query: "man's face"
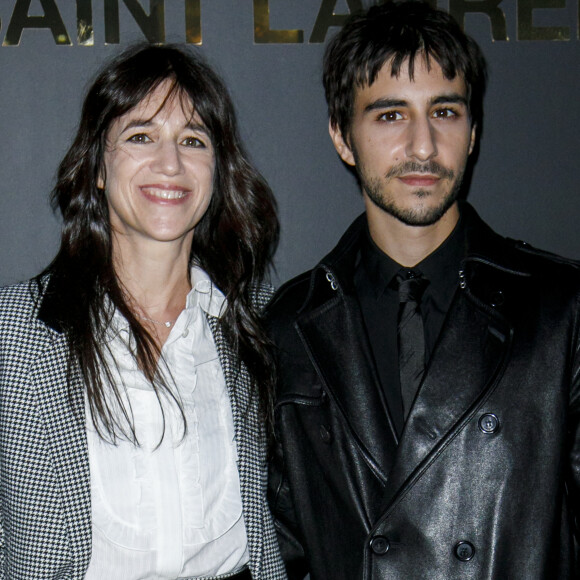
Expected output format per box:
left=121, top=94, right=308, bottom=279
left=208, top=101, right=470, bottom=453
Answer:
left=330, top=56, right=476, bottom=227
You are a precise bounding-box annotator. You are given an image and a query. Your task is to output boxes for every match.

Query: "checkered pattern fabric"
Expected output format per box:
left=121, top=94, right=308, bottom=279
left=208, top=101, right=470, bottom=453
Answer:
left=0, top=279, right=286, bottom=579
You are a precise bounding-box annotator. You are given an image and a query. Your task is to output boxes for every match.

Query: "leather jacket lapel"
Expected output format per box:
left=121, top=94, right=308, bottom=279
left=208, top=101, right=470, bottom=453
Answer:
left=380, top=259, right=518, bottom=512
left=297, top=267, right=399, bottom=483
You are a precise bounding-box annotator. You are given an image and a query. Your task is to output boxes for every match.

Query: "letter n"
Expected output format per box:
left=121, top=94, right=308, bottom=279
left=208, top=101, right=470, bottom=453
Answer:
left=105, top=0, right=165, bottom=44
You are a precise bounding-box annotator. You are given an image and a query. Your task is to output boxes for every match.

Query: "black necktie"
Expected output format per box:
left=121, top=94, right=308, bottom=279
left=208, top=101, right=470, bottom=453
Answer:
left=396, top=270, right=428, bottom=419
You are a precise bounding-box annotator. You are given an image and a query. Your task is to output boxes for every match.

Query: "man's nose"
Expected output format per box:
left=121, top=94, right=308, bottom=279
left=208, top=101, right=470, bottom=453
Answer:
left=405, top=116, right=437, bottom=161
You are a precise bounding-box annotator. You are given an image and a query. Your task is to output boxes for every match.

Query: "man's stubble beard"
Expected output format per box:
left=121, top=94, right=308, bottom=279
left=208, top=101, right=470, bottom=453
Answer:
left=355, top=156, right=467, bottom=227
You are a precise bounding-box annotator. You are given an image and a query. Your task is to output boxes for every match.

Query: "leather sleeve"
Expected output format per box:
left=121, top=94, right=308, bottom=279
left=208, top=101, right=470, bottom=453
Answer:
left=568, top=292, right=580, bottom=562
left=267, top=330, right=309, bottom=579
left=268, top=429, right=309, bottom=580
left=265, top=282, right=311, bottom=580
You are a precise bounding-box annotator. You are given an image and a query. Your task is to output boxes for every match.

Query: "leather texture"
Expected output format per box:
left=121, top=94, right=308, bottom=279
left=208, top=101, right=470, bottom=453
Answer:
left=266, top=203, right=580, bottom=580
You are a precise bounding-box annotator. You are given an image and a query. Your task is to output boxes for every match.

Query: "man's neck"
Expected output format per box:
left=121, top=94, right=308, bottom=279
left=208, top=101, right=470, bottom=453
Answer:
left=366, top=202, right=460, bottom=267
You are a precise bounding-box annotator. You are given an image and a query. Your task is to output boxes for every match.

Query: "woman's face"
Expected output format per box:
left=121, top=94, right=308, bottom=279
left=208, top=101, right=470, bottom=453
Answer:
left=98, top=81, right=215, bottom=252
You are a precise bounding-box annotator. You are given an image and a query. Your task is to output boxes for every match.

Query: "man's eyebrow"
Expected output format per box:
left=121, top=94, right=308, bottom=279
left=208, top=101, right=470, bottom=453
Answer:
left=363, top=94, right=468, bottom=114
left=431, top=94, right=468, bottom=106
left=364, top=99, right=407, bottom=113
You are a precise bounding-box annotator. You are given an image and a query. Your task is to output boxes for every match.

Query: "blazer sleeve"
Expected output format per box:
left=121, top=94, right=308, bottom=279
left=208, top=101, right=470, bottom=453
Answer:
left=0, top=489, right=4, bottom=579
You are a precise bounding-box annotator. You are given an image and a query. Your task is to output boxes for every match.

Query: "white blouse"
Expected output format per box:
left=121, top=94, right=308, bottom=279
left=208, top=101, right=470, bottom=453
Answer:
left=85, top=267, right=249, bottom=579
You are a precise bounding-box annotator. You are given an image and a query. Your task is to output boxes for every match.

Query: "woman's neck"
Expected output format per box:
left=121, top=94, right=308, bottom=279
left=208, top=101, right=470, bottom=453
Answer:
left=112, top=235, right=193, bottom=344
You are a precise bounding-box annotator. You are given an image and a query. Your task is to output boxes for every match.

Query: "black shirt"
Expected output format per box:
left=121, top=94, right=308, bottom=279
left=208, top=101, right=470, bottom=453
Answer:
left=354, top=214, right=467, bottom=436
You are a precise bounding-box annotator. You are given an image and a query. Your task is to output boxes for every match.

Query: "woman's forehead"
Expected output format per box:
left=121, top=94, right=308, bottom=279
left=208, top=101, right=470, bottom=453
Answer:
left=130, top=81, right=196, bottom=120
left=108, top=81, right=205, bottom=135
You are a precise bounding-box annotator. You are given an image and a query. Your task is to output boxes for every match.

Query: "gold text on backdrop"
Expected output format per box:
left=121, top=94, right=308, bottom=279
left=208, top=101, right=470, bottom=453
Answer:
left=1, top=0, right=201, bottom=46
left=0, top=0, right=576, bottom=46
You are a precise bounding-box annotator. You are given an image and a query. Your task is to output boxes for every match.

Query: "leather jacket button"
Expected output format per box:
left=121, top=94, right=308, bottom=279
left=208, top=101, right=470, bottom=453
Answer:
left=454, top=541, right=475, bottom=561
left=370, top=536, right=390, bottom=555
left=478, top=413, right=500, bottom=434
left=319, top=425, right=332, bottom=444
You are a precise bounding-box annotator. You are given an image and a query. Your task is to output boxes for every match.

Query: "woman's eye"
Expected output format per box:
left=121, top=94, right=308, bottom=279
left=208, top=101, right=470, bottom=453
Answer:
left=127, top=133, right=151, bottom=143
left=182, top=136, right=206, bottom=148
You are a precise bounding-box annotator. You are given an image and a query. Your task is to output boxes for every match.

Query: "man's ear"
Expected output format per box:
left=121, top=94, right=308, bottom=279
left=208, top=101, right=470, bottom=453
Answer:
left=468, top=124, right=477, bottom=155
left=329, top=119, right=355, bottom=166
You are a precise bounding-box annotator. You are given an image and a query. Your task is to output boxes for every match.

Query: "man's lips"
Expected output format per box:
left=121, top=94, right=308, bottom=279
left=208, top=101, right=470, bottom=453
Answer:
left=397, top=174, right=441, bottom=186
left=140, top=185, right=191, bottom=203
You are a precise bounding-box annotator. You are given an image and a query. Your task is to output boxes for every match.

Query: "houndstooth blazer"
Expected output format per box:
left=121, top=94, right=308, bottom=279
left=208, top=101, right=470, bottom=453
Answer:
left=0, top=276, right=287, bottom=580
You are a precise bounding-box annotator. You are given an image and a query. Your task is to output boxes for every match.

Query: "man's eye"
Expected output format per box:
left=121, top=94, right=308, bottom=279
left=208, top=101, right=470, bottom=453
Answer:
left=379, top=111, right=403, bottom=122
left=433, top=108, right=457, bottom=119
left=127, top=133, right=151, bottom=143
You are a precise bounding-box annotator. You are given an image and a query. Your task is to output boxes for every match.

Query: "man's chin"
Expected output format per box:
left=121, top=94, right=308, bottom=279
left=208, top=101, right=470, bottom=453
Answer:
left=377, top=198, right=458, bottom=227
left=392, top=206, right=451, bottom=227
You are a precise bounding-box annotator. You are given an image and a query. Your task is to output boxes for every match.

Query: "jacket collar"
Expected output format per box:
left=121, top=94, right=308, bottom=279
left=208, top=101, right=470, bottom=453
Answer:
left=36, top=273, right=66, bottom=333
left=295, top=202, right=530, bottom=491
left=305, top=212, right=366, bottom=302
left=295, top=213, right=398, bottom=483
left=306, top=201, right=533, bottom=309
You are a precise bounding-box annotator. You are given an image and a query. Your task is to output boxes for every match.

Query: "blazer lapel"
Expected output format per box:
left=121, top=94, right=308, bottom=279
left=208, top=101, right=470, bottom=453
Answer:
left=30, top=325, right=92, bottom=576
left=297, top=287, right=399, bottom=484
left=206, top=314, right=266, bottom=577
left=381, top=272, right=513, bottom=512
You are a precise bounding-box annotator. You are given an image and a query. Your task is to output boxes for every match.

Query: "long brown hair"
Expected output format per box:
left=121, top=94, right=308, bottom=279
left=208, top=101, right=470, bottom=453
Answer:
left=45, top=44, right=279, bottom=444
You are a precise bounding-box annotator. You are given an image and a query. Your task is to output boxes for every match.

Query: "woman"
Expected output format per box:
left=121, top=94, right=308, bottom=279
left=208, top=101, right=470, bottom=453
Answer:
left=0, top=45, right=286, bottom=579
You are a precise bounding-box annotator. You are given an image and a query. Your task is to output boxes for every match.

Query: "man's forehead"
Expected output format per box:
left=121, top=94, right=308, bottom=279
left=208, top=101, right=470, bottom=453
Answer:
left=354, top=55, right=468, bottom=100
left=365, top=54, right=464, bottom=88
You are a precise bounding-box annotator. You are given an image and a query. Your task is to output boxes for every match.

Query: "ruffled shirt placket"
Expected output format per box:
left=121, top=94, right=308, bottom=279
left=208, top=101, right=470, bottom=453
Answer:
left=85, top=266, right=248, bottom=579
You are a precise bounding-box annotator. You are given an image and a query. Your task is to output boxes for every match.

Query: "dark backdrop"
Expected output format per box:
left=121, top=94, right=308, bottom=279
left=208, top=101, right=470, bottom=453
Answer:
left=0, top=0, right=578, bottom=288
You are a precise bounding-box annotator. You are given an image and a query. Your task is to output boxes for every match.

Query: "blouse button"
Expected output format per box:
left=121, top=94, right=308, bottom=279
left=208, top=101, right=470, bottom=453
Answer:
left=182, top=328, right=189, bottom=338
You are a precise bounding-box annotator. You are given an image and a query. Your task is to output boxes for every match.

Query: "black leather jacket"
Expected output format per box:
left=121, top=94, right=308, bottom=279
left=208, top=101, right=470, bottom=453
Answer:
left=266, top=204, right=580, bottom=580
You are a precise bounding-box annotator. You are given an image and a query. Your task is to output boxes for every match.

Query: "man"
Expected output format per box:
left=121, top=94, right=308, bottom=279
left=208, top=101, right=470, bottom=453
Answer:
left=265, top=2, right=580, bottom=579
